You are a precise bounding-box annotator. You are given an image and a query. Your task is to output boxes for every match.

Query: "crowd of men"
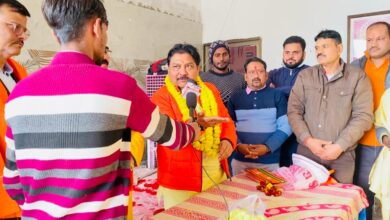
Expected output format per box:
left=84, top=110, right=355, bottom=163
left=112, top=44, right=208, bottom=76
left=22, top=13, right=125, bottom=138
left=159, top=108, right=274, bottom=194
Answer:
left=0, top=0, right=389, bottom=219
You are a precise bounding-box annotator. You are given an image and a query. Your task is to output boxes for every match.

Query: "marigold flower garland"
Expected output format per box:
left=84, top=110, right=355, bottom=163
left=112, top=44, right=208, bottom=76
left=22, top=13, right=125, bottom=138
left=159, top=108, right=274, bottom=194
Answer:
left=164, top=75, right=221, bottom=156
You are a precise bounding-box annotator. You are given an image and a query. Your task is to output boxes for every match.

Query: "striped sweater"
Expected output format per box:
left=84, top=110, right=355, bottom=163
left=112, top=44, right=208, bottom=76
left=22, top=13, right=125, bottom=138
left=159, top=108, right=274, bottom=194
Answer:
left=227, top=87, right=292, bottom=164
left=200, top=70, right=246, bottom=105
left=2, top=52, right=194, bottom=219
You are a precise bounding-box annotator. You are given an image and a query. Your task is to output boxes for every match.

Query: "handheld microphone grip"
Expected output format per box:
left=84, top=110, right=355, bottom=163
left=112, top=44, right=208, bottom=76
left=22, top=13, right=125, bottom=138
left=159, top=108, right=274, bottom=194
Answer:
left=186, top=92, right=197, bottom=122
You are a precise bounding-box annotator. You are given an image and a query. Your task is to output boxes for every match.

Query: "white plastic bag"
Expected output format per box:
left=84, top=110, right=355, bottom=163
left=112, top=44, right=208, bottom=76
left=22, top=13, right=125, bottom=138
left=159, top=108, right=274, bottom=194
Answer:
left=225, top=194, right=267, bottom=220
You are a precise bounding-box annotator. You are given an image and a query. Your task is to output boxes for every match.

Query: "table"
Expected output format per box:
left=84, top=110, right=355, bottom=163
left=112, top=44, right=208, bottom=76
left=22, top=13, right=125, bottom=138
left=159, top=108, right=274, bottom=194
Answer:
left=132, top=168, right=163, bottom=219
left=152, top=174, right=368, bottom=220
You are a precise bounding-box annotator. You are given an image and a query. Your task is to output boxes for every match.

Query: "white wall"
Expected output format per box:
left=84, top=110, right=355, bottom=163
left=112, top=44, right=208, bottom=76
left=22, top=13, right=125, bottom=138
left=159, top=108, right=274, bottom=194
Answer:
left=16, top=0, right=202, bottom=84
left=201, top=0, right=390, bottom=69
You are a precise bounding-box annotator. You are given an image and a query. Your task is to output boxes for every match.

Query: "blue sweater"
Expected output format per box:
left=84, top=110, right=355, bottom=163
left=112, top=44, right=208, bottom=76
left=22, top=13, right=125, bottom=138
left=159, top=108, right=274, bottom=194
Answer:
left=227, top=87, right=292, bottom=164
left=267, top=64, right=309, bottom=96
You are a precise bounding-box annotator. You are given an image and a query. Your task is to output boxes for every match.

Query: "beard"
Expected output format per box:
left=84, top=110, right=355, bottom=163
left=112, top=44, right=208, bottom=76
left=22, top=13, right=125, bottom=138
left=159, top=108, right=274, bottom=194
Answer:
left=95, top=58, right=109, bottom=66
left=213, top=62, right=229, bottom=72
left=283, top=57, right=304, bottom=69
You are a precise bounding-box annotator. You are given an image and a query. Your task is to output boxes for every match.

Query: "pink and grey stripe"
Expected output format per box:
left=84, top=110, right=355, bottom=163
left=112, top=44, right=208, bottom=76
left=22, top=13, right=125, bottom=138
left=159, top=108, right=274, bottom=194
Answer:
left=3, top=52, right=194, bottom=219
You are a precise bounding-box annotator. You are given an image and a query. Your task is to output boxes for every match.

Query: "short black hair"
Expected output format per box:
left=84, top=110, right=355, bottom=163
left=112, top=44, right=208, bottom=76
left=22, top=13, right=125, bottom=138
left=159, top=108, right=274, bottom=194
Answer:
left=367, top=21, right=390, bottom=37
left=244, top=57, right=267, bottom=73
left=0, top=0, right=30, bottom=17
left=283, top=36, right=306, bottom=51
left=315, top=30, right=342, bottom=44
left=167, top=44, right=201, bottom=66
left=42, top=0, right=108, bottom=44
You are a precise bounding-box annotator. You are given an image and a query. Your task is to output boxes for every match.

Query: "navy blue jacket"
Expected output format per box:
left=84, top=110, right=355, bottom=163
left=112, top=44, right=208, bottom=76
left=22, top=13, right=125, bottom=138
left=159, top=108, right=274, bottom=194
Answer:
left=267, top=64, right=309, bottom=97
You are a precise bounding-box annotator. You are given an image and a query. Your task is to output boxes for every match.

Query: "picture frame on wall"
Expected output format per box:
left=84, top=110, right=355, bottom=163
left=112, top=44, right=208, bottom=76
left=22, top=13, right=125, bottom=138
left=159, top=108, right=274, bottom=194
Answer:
left=203, top=37, right=261, bottom=74
left=347, top=10, right=390, bottom=63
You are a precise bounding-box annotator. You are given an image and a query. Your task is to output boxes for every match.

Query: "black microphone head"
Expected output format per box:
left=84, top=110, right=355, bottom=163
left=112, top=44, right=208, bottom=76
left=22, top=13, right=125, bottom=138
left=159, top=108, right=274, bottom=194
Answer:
left=186, top=92, right=197, bottom=109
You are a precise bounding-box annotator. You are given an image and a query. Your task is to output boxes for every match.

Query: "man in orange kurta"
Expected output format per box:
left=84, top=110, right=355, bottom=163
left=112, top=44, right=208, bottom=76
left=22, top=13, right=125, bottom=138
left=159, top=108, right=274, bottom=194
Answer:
left=0, top=59, right=27, bottom=219
left=0, top=1, right=30, bottom=218
left=151, top=44, right=237, bottom=209
left=352, top=21, right=390, bottom=220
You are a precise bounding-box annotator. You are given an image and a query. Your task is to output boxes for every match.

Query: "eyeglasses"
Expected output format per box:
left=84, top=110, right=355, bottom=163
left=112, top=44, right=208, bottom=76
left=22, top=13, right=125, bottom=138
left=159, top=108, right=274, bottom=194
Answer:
left=0, top=19, right=30, bottom=39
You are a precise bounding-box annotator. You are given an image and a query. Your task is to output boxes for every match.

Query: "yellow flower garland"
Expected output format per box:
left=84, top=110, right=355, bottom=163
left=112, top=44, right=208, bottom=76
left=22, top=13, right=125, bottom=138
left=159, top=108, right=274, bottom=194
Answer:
left=164, top=75, right=221, bottom=156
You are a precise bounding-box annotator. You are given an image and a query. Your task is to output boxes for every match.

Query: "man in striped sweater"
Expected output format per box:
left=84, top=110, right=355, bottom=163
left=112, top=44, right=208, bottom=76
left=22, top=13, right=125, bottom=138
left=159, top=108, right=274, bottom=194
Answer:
left=0, top=0, right=30, bottom=218
left=200, top=40, right=246, bottom=106
left=227, top=57, right=292, bottom=175
left=2, top=0, right=200, bottom=219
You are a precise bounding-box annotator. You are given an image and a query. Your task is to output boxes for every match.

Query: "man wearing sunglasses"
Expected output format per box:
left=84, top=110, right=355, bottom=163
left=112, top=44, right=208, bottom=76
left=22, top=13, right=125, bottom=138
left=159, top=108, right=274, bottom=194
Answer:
left=0, top=1, right=30, bottom=219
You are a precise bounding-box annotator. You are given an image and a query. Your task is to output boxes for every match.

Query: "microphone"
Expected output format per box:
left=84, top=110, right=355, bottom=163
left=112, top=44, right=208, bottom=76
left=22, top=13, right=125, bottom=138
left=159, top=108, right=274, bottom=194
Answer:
left=185, top=80, right=230, bottom=217
left=186, top=92, right=197, bottom=122
left=187, top=79, right=197, bottom=86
